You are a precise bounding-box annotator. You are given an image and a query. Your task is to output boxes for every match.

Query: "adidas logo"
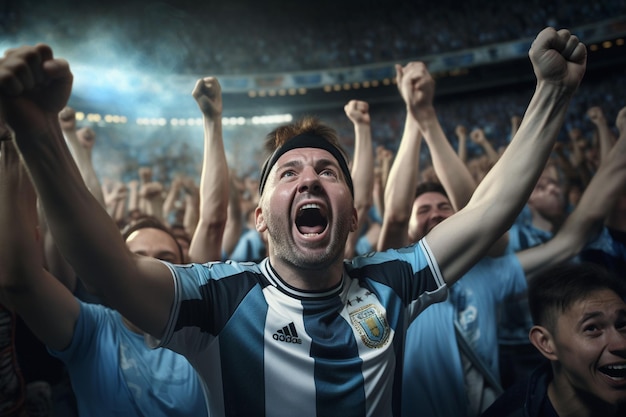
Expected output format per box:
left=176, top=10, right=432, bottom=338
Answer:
left=273, top=322, right=302, bottom=344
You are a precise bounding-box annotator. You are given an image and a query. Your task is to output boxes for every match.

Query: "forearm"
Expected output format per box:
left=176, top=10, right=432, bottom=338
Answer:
left=595, top=121, right=616, bottom=164
left=162, top=182, right=181, bottom=218
left=378, top=114, right=421, bottom=250
left=13, top=121, right=137, bottom=301
left=517, top=154, right=626, bottom=276
left=427, top=82, right=574, bottom=284
left=0, top=150, right=78, bottom=351
left=198, top=117, right=228, bottom=228
left=345, top=121, right=374, bottom=258
left=112, top=197, right=127, bottom=225
left=351, top=121, right=374, bottom=223
left=221, top=178, right=243, bottom=257
left=189, top=116, right=228, bottom=262
left=0, top=208, right=78, bottom=352
left=457, top=135, right=467, bottom=163
left=472, top=83, right=572, bottom=216
left=127, top=184, right=140, bottom=214
left=144, top=196, right=165, bottom=221
left=418, top=107, right=476, bottom=211
left=0, top=214, right=42, bottom=308
left=0, top=234, right=78, bottom=351
left=183, top=192, right=199, bottom=236
left=383, top=114, right=421, bottom=223
left=480, top=140, right=500, bottom=165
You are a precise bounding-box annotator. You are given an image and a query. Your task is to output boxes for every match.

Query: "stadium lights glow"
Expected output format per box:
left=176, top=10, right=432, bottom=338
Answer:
left=104, top=115, right=128, bottom=124
left=136, top=118, right=167, bottom=126
left=251, top=114, right=293, bottom=125
left=66, top=112, right=292, bottom=127
left=87, top=113, right=102, bottom=122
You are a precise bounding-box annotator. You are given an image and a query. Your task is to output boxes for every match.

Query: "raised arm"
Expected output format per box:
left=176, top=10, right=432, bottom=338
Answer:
left=407, top=64, right=508, bottom=255
left=222, top=171, right=244, bottom=258
left=424, top=27, right=587, bottom=284
left=58, top=107, right=106, bottom=207
left=181, top=175, right=200, bottom=239
left=469, top=128, right=500, bottom=168
left=605, top=107, right=626, bottom=231
left=162, top=175, right=184, bottom=222
left=510, top=115, right=522, bottom=139
left=344, top=99, right=374, bottom=258
left=188, top=76, right=229, bottom=263
left=517, top=105, right=626, bottom=276
left=409, top=65, right=476, bottom=212
left=0, top=44, right=173, bottom=338
left=0, top=139, right=79, bottom=351
left=139, top=180, right=165, bottom=221
left=377, top=63, right=424, bottom=251
left=454, top=124, right=468, bottom=163
left=137, top=166, right=153, bottom=214
left=587, top=105, right=616, bottom=165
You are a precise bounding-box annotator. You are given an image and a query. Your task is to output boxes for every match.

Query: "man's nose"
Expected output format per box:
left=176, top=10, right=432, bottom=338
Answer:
left=298, top=167, right=322, bottom=193
left=607, top=327, right=626, bottom=356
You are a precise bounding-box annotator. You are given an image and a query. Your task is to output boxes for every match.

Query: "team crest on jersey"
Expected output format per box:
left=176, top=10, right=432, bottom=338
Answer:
left=350, top=304, right=390, bottom=348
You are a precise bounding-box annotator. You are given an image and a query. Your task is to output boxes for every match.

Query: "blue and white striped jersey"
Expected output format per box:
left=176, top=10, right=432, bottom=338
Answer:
left=147, top=239, right=446, bottom=417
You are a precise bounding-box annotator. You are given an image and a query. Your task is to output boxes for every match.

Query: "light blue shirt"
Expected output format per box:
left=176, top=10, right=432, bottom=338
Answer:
left=49, top=301, right=208, bottom=417
left=402, top=255, right=526, bottom=417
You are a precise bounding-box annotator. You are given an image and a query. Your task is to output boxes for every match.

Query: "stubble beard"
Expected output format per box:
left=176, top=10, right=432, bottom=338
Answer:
left=266, top=213, right=350, bottom=271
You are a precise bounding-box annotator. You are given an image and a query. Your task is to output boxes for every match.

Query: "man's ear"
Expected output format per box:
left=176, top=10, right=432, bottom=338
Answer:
left=529, top=325, right=558, bottom=361
left=350, top=207, right=358, bottom=233
left=255, top=207, right=267, bottom=233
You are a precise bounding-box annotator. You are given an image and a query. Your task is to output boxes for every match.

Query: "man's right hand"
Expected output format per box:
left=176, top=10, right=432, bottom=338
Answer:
left=192, top=76, right=222, bottom=118
left=529, top=27, right=586, bottom=93
left=344, top=100, right=370, bottom=126
left=395, top=61, right=435, bottom=121
left=0, top=44, right=73, bottom=137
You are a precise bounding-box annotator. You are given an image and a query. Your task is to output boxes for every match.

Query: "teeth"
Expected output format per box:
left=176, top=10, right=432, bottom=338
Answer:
left=303, top=233, right=320, bottom=237
left=606, top=364, right=626, bottom=370
left=300, top=203, right=320, bottom=210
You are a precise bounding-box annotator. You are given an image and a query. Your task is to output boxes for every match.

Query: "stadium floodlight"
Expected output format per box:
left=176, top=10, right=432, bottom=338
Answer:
left=251, top=114, right=293, bottom=125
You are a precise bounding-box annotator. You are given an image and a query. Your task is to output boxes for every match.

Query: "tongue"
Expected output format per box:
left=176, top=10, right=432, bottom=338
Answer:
left=298, top=225, right=325, bottom=235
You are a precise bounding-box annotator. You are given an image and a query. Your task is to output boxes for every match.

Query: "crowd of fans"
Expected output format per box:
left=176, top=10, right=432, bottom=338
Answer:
left=3, top=0, right=624, bottom=74
left=3, top=28, right=626, bottom=415
left=1, top=3, right=626, bottom=417
left=86, top=68, right=626, bottom=188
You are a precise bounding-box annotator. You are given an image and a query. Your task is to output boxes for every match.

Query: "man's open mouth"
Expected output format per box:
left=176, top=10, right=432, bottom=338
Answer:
left=295, top=203, right=328, bottom=236
left=599, top=363, right=626, bottom=380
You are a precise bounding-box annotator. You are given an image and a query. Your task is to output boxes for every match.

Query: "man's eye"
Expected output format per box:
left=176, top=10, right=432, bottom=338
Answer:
left=320, top=169, right=337, bottom=178
left=281, top=170, right=296, bottom=178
